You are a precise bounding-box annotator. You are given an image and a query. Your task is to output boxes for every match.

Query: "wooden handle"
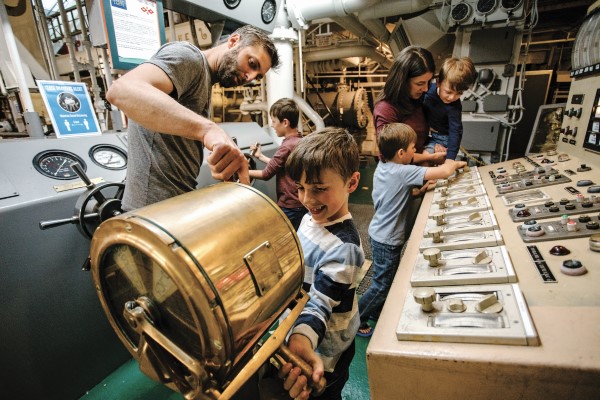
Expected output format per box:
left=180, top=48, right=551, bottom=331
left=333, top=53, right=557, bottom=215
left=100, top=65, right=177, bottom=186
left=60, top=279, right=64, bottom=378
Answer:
left=276, top=344, right=327, bottom=396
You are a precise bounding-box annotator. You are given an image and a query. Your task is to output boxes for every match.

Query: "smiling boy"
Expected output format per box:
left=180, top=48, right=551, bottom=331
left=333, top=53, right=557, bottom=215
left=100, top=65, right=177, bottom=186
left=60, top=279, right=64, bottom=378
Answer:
left=279, top=127, right=365, bottom=400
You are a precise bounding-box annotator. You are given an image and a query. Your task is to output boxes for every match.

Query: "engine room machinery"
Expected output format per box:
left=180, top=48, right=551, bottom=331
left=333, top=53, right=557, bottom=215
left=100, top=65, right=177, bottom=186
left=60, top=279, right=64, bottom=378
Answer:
left=0, top=122, right=278, bottom=399
left=88, top=182, right=324, bottom=399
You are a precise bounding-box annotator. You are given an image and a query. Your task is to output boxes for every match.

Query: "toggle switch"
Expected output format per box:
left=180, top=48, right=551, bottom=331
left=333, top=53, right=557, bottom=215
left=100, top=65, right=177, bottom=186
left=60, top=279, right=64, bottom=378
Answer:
left=473, top=250, right=492, bottom=264
left=447, top=298, right=466, bottom=313
left=438, top=199, right=447, bottom=209
left=475, top=294, right=503, bottom=313
left=423, top=248, right=441, bottom=267
left=413, top=288, right=436, bottom=312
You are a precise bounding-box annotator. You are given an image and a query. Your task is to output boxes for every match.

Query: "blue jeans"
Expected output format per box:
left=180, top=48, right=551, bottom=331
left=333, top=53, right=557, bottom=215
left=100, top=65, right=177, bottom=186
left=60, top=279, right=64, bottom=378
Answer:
left=424, top=131, right=448, bottom=153
left=282, top=206, right=307, bottom=231
left=358, top=237, right=403, bottom=324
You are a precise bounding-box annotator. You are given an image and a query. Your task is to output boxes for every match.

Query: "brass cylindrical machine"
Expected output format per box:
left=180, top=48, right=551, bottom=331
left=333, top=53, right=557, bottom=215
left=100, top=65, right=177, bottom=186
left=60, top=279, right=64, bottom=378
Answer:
left=89, top=182, right=310, bottom=399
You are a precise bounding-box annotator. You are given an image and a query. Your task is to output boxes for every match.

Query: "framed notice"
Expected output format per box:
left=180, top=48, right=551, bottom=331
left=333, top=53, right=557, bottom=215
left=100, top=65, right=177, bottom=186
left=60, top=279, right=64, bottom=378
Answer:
left=101, top=0, right=166, bottom=70
left=37, top=80, right=101, bottom=138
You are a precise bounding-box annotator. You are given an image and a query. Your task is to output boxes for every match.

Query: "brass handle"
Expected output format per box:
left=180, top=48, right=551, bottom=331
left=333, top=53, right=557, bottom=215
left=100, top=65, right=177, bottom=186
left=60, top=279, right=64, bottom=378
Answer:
left=275, top=343, right=327, bottom=396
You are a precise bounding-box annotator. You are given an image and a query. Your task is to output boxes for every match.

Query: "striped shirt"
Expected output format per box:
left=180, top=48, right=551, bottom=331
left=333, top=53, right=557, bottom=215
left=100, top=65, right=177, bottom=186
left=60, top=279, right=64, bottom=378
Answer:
left=292, top=213, right=365, bottom=372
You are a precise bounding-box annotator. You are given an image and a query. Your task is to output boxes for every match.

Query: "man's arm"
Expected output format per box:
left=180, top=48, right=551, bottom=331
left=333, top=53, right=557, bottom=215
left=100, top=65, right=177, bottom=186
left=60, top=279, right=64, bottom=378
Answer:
left=106, top=63, right=248, bottom=183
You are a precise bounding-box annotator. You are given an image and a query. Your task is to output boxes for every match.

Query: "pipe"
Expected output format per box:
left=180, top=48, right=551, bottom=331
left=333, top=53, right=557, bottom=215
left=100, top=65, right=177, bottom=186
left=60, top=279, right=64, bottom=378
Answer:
left=330, top=15, right=380, bottom=48
left=0, top=0, right=44, bottom=138
left=75, top=0, right=105, bottom=129
left=168, top=10, right=176, bottom=42
left=293, top=93, right=325, bottom=130
left=286, top=0, right=379, bottom=29
left=33, top=0, right=59, bottom=80
left=100, top=46, right=123, bottom=131
left=357, top=0, right=433, bottom=21
left=57, top=0, right=81, bottom=82
left=303, top=44, right=391, bottom=68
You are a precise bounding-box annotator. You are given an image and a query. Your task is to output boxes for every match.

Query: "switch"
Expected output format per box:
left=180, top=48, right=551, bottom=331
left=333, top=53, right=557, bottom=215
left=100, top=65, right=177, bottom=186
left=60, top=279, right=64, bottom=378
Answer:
left=475, top=294, right=503, bottom=313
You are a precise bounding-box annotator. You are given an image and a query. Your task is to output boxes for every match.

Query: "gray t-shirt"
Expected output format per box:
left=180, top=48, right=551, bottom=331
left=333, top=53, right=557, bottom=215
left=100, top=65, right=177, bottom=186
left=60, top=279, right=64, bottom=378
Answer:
left=368, top=162, right=426, bottom=246
left=122, top=42, right=211, bottom=211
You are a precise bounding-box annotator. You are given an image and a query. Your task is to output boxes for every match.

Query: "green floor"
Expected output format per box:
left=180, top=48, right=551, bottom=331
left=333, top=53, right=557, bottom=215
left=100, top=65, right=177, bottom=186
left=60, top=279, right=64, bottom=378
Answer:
left=82, top=158, right=377, bottom=400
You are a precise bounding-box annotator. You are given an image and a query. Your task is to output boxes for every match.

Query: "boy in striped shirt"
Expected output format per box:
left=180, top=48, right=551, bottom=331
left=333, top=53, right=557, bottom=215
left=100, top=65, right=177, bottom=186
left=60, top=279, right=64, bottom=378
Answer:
left=279, top=127, right=365, bottom=400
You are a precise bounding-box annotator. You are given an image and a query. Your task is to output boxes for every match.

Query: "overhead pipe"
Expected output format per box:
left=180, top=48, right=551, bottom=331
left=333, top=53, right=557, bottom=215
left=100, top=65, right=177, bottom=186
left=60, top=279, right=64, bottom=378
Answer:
left=286, top=0, right=380, bottom=29
left=357, top=0, right=434, bottom=21
left=303, top=44, right=391, bottom=68
left=330, top=15, right=380, bottom=48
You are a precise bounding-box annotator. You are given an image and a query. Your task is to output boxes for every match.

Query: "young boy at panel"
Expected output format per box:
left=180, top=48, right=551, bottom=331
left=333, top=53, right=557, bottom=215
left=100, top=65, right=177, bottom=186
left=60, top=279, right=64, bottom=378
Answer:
left=357, top=123, right=467, bottom=337
left=423, top=57, right=477, bottom=163
left=249, top=98, right=306, bottom=230
left=278, top=128, right=365, bottom=400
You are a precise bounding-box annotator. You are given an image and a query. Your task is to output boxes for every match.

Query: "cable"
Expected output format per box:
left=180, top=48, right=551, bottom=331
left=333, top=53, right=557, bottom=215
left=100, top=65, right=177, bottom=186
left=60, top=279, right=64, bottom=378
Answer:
left=459, top=146, right=487, bottom=166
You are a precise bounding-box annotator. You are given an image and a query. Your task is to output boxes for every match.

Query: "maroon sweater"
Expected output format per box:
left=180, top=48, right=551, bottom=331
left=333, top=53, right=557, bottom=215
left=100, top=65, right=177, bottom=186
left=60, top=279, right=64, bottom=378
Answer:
left=261, top=134, right=304, bottom=208
left=373, top=99, right=429, bottom=153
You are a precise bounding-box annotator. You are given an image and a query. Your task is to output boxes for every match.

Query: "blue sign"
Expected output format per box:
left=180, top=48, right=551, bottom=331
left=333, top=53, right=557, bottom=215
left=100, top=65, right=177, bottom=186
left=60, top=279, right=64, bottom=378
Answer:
left=37, top=80, right=102, bottom=137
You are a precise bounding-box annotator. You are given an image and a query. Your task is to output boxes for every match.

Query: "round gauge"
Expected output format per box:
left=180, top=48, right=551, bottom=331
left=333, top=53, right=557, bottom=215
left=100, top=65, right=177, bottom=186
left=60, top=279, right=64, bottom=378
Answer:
left=451, top=2, right=472, bottom=23
left=476, top=0, right=498, bottom=15
left=500, top=0, right=522, bottom=11
left=33, top=150, right=86, bottom=180
left=89, top=144, right=127, bottom=170
left=223, top=0, right=241, bottom=9
left=261, top=0, right=277, bottom=24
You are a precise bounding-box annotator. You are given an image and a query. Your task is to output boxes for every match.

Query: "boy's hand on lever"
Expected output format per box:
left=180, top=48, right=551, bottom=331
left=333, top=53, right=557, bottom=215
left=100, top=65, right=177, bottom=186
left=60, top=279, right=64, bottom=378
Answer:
left=278, top=334, right=324, bottom=400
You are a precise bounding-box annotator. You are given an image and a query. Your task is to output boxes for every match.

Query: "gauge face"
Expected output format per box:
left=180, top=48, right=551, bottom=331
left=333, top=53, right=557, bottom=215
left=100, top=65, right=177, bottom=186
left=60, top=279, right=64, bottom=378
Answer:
left=90, top=144, right=127, bottom=170
left=451, top=3, right=472, bottom=23
left=476, top=0, right=498, bottom=15
left=223, top=0, right=241, bottom=9
left=33, top=150, right=86, bottom=180
left=500, top=0, right=522, bottom=11
left=261, top=0, right=277, bottom=24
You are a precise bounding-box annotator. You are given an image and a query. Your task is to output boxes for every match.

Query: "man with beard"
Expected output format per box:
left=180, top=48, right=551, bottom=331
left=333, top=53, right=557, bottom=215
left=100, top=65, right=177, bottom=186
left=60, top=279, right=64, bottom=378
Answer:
left=106, top=25, right=280, bottom=211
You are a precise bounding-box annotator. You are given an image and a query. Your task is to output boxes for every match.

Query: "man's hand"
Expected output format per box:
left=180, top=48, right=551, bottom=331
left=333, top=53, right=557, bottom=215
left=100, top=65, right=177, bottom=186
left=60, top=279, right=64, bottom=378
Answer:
left=429, top=151, right=447, bottom=164
left=203, top=125, right=250, bottom=185
left=434, top=143, right=447, bottom=153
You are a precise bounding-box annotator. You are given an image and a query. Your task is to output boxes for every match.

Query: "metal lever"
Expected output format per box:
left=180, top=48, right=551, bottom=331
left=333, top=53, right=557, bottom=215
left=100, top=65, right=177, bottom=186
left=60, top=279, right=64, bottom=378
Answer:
left=274, top=344, right=327, bottom=396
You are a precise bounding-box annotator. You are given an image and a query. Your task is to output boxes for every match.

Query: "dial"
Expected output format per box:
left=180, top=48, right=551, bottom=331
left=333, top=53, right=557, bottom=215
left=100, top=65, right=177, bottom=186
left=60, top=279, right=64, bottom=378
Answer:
left=451, top=2, right=472, bottom=23
left=33, top=150, right=86, bottom=180
left=476, top=0, right=498, bottom=15
left=223, top=0, right=241, bottom=9
left=500, top=0, right=522, bottom=11
left=90, top=144, right=127, bottom=170
left=261, top=0, right=277, bottom=24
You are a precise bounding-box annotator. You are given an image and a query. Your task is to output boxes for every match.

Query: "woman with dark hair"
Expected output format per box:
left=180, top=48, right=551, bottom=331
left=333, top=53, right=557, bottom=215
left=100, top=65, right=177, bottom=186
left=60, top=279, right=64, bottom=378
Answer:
left=373, top=46, right=446, bottom=165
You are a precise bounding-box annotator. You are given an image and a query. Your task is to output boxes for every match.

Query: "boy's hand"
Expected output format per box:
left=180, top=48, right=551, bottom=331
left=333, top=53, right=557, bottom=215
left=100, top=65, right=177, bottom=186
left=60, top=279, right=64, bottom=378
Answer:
left=434, top=143, right=447, bottom=153
left=278, top=334, right=324, bottom=400
left=430, top=151, right=447, bottom=163
left=250, top=143, right=263, bottom=158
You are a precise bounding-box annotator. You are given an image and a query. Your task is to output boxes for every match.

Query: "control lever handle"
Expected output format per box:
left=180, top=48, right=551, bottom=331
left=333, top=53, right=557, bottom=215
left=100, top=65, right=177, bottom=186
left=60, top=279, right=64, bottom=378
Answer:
left=39, top=213, right=98, bottom=230
left=274, top=344, right=327, bottom=396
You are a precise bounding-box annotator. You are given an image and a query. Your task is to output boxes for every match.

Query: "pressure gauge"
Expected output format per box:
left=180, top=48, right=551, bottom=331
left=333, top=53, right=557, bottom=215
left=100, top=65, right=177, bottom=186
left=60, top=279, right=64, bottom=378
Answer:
left=476, top=0, right=498, bottom=15
left=451, top=2, right=472, bottom=23
left=223, top=0, right=241, bottom=9
left=89, top=144, right=127, bottom=170
left=500, top=0, right=522, bottom=11
left=261, top=0, right=277, bottom=24
left=33, top=150, right=86, bottom=180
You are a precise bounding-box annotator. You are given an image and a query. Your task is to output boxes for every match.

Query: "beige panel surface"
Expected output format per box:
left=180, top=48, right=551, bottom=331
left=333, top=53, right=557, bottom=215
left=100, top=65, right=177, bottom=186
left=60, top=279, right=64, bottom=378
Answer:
left=367, top=154, right=600, bottom=399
